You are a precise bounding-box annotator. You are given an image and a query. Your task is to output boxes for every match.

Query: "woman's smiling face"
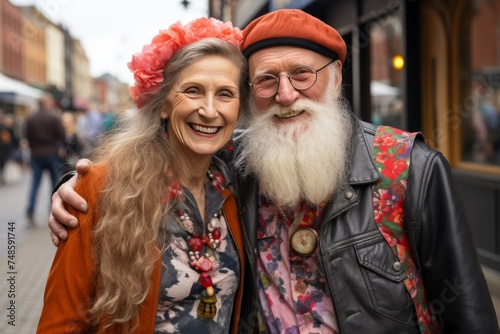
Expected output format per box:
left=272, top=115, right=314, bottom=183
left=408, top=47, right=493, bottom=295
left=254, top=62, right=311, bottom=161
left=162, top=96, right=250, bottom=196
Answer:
left=163, top=55, right=241, bottom=159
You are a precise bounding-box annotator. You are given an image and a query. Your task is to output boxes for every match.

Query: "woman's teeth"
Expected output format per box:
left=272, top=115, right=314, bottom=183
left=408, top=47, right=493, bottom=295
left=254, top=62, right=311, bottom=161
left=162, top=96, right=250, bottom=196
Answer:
left=192, top=124, right=219, bottom=134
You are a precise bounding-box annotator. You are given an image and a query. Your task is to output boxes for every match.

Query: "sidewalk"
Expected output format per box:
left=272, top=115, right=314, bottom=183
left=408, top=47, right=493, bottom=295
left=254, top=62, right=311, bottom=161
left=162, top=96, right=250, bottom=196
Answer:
left=0, top=224, right=55, bottom=333
left=2, top=223, right=500, bottom=332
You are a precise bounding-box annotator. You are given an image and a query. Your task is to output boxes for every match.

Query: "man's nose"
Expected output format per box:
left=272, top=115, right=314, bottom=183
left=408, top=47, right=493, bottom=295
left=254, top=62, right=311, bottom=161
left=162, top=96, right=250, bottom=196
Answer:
left=275, top=74, right=299, bottom=105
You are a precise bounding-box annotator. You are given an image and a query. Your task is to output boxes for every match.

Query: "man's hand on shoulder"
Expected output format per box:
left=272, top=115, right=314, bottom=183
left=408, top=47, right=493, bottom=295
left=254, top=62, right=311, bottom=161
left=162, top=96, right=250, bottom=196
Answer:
left=48, top=159, right=92, bottom=246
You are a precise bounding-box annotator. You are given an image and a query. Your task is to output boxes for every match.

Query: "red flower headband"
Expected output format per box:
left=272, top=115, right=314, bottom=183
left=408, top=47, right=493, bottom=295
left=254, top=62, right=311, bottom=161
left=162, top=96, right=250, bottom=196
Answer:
left=128, top=17, right=243, bottom=108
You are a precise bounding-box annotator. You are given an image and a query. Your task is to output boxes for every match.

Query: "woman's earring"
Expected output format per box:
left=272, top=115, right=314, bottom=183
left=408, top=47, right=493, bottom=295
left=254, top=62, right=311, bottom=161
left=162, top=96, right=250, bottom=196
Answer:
left=224, top=139, right=234, bottom=152
left=162, top=118, right=169, bottom=138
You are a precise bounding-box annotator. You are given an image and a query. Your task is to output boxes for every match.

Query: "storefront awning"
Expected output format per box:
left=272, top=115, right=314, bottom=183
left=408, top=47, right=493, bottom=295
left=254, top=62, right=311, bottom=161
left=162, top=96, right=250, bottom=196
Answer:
left=371, top=81, right=400, bottom=97
left=0, top=73, right=44, bottom=109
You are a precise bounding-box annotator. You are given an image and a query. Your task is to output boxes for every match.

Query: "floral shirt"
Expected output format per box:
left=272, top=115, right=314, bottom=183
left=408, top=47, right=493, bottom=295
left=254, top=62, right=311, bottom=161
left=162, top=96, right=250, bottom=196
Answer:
left=256, top=194, right=339, bottom=334
left=155, top=181, right=240, bottom=333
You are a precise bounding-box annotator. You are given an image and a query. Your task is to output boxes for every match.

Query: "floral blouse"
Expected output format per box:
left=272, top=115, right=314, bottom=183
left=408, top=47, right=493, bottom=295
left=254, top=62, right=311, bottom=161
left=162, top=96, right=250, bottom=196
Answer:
left=256, top=193, right=339, bottom=334
left=155, top=181, right=240, bottom=333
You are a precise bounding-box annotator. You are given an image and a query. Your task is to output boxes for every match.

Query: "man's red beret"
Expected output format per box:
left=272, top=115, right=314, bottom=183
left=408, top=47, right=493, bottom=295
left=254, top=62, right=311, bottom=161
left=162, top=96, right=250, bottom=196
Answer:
left=241, top=9, right=347, bottom=63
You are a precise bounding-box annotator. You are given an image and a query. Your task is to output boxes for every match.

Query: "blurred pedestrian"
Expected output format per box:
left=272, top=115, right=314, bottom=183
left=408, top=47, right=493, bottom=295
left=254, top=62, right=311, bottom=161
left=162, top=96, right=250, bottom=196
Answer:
left=0, top=110, right=13, bottom=184
left=0, top=110, right=15, bottom=184
left=25, top=93, right=65, bottom=224
left=59, top=111, right=91, bottom=175
left=82, top=103, right=103, bottom=148
left=99, top=103, right=118, bottom=134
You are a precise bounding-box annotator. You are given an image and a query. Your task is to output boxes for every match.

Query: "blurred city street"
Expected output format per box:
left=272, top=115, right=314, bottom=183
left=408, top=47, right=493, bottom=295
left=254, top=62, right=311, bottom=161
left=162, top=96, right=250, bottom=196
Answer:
left=1, top=162, right=500, bottom=333
left=0, top=163, right=56, bottom=333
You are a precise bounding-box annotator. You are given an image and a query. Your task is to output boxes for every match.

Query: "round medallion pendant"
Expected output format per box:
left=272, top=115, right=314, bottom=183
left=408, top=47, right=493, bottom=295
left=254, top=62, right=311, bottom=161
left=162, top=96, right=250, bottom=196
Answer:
left=290, top=227, right=318, bottom=256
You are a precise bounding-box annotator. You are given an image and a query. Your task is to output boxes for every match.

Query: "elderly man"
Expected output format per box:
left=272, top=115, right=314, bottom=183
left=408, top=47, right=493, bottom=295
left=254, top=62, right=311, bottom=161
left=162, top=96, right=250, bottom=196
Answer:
left=48, top=9, right=498, bottom=334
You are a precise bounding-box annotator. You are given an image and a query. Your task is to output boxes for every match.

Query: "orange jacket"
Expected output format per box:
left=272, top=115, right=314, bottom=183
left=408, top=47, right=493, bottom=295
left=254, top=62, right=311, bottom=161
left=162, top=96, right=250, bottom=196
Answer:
left=37, top=164, right=246, bottom=333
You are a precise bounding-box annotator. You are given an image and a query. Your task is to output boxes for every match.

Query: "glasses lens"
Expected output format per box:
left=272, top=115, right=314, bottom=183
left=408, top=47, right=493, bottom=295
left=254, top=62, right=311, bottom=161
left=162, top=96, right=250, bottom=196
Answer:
left=252, top=74, right=278, bottom=98
left=290, top=66, right=317, bottom=90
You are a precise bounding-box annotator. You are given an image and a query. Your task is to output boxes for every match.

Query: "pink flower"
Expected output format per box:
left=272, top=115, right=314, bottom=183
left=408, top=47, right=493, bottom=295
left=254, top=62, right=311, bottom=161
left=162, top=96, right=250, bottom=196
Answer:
left=129, top=86, right=139, bottom=101
left=133, top=69, right=164, bottom=88
left=152, top=40, right=177, bottom=62
left=189, top=18, right=220, bottom=41
left=162, top=21, right=189, bottom=45
left=219, top=22, right=243, bottom=45
left=128, top=17, right=243, bottom=108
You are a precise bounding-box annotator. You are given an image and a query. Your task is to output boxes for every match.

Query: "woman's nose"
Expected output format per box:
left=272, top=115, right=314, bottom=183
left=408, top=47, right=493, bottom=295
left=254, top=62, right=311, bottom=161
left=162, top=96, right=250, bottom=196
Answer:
left=197, top=97, right=219, bottom=120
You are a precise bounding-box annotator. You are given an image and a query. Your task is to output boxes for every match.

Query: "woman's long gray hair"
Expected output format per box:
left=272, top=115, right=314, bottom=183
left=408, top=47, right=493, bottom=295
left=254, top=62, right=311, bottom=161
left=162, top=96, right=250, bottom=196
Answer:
left=88, top=38, right=247, bottom=331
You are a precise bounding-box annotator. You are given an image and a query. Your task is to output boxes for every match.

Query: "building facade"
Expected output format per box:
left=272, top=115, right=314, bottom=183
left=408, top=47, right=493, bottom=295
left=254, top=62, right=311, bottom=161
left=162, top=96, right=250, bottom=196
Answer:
left=45, top=20, right=66, bottom=93
left=94, top=73, right=131, bottom=113
left=1, top=0, right=130, bottom=119
left=1, top=0, right=23, bottom=80
left=71, top=39, right=92, bottom=111
left=20, top=5, right=46, bottom=89
left=216, top=0, right=500, bottom=271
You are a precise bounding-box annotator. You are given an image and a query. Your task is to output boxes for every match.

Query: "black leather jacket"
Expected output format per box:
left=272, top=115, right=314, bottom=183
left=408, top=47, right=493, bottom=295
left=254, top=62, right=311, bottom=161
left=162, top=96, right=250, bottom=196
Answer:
left=232, top=118, right=499, bottom=333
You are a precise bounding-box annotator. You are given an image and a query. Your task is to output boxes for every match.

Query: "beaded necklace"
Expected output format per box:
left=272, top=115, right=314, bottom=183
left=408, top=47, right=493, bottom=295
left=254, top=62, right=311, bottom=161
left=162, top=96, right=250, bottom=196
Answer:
left=167, top=167, right=227, bottom=319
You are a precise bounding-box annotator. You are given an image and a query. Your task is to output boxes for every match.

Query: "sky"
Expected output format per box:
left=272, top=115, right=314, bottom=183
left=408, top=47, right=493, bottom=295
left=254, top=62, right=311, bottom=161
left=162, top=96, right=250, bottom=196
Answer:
left=11, top=0, right=209, bottom=84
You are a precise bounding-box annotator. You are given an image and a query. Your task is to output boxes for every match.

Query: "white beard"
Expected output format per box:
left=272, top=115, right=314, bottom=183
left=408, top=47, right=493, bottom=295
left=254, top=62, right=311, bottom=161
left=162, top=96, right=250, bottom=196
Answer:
left=235, top=82, right=354, bottom=208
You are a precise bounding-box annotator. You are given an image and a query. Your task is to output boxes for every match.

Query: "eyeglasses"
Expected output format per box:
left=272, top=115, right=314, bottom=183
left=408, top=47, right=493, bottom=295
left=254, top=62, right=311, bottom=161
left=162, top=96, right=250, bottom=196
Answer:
left=249, top=59, right=335, bottom=98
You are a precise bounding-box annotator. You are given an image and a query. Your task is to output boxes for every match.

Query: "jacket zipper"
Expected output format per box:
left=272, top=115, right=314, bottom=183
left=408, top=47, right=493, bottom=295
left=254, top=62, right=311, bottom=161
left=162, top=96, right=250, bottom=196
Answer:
left=318, top=200, right=359, bottom=334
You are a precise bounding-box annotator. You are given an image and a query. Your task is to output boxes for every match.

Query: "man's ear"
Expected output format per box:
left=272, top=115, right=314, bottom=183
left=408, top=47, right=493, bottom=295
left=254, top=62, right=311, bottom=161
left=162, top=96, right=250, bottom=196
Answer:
left=333, top=60, right=343, bottom=92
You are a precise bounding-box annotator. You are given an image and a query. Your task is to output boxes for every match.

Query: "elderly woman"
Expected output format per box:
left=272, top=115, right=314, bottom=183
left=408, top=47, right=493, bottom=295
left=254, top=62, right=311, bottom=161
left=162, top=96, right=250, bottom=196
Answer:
left=37, top=17, right=247, bottom=334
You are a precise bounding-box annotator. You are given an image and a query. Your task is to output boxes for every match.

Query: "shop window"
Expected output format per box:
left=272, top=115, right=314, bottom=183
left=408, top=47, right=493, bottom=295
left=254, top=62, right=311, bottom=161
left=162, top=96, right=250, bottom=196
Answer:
left=463, top=0, right=500, bottom=165
left=368, top=12, right=405, bottom=129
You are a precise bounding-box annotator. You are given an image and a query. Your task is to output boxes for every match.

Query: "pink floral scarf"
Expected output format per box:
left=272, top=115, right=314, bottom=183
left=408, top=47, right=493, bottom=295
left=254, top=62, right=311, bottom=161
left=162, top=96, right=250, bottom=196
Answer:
left=372, top=125, right=442, bottom=333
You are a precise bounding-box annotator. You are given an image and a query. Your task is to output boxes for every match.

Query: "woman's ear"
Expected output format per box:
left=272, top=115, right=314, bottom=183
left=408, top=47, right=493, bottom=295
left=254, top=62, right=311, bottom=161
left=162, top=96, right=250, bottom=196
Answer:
left=160, top=99, right=172, bottom=119
left=160, top=108, right=169, bottom=120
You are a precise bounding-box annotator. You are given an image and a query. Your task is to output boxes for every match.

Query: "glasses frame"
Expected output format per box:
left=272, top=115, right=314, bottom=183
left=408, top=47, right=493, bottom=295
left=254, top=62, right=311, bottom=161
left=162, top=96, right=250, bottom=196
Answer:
left=249, top=59, right=335, bottom=98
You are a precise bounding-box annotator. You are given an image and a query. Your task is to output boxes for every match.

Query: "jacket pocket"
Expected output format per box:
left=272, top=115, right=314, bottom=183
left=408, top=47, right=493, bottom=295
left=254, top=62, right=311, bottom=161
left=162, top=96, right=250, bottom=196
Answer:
left=354, top=236, right=414, bottom=324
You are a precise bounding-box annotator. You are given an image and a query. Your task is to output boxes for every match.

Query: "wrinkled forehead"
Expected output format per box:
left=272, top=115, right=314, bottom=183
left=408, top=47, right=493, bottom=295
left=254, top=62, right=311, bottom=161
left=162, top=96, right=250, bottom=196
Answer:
left=248, top=46, right=329, bottom=75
